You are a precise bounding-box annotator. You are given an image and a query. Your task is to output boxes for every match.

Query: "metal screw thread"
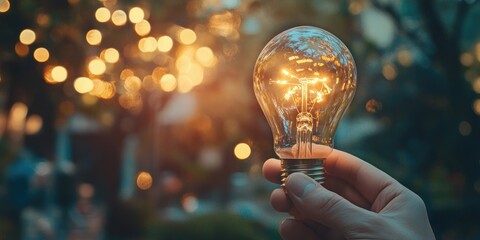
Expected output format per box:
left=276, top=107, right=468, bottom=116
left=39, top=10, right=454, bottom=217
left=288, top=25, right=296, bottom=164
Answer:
left=281, top=158, right=325, bottom=188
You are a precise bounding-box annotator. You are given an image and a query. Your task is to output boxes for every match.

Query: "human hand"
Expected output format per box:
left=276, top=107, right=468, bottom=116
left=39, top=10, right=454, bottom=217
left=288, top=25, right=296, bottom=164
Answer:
left=263, top=149, right=435, bottom=239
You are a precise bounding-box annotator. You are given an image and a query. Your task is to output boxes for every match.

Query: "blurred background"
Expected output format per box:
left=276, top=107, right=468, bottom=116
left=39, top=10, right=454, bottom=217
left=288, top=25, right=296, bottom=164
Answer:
left=0, top=0, right=480, bottom=239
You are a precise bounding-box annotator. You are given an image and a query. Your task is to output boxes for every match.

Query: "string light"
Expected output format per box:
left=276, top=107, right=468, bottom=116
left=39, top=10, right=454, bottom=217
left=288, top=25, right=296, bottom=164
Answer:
left=157, top=36, right=173, bottom=52
left=88, top=58, right=106, bottom=75
left=111, top=10, right=127, bottom=26
left=178, top=29, right=197, bottom=45
left=234, top=143, right=251, bottom=160
left=134, top=20, right=151, bottom=36
left=0, top=0, right=10, bottom=13
left=19, top=29, right=36, bottom=45
left=160, top=74, right=176, bottom=92
left=33, top=48, right=50, bottom=62
left=95, top=7, right=111, bottom=22
left=51, top=66, right=68, bottom=82
left=128, top=7, right=144, bottom=24
left=74, top=77, right=94, bottom=94
left=103, top=48, right=120, bottom=63
left=86, top=29, right=102, bottom=45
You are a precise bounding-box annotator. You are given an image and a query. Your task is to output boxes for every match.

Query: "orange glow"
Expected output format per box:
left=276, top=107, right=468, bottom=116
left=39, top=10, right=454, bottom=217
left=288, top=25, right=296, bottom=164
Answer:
left=33, top=48, right=50, bottom=62
left=74, top=77, right=94, bottom=94
left=382, top=64, right=397, bottom=80
left=111, top=10, right=127, bottom=26
left=160, top=74, right=176, bottom=92
left=120, top=68, right=134, bottom=80
left=103, top=48, right=120, bottom=63
left=19, top=29, right=36, bottom=45
left=81, top=94, right=98, bottom=106
left=208, top=11, right=240, bottom=39
left=128, top=7, right=144, bottom=23
left=189, top=63, right=204, bottom=86
left=460, top=53, right=474, bottom=67
left=397, top=49, right=412, bottom=66
left=134, top=20, right=151, bottom=36
left=474, top=99, right=480, bottom=115
left=234, top=143, right=251, bottom=160
left=51, top=66, right=68, bottom=82
left=88, top=58, right=107, bottom=75
left=473, top=77, right=480, bottom=94
left=0, top=0, right=10, bottom=13
left=178, top=29, right=196, bottom=45
left=15, top=43, right=29, bottom=57
left=177, top=75, right=193, bottom=93
left=157, top=36, right=173, bottom=52
left=176, top=56, right=192, bottom=73
left=78, top=183, right=95, bottom=199
left=138, top=37, right=157, bottom=53
left=8, top=102, right=28, bottom=132
left=142, top=75, right=155, bottom=91
left=86, top=29, right=102, bottom=45
left=195, top=47, right=216, bottom=67
left=36, top=13, right=50, bottom=27
left=25, top=115, right=43, bottom=135
left=124, top=76, right=142, bottom=92
left=119, top=92, right=142, bottom=112
left=90, top=79, right=116, bottom=99
left=95, top=7, right=111, bottom=22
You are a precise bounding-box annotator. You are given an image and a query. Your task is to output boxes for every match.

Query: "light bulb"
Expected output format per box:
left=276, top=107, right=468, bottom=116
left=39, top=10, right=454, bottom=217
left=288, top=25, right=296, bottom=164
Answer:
left=253, top=26, right=357, bottom=185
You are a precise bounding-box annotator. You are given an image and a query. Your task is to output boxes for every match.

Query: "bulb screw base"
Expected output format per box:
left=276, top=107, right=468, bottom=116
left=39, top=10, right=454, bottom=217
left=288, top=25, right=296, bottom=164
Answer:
left=281, top=158, right=325, bottom=187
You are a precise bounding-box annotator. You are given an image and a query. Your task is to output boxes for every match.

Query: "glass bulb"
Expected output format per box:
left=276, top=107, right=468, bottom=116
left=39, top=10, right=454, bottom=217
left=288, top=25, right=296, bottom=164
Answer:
left=253, top=26, right=357, bottom=185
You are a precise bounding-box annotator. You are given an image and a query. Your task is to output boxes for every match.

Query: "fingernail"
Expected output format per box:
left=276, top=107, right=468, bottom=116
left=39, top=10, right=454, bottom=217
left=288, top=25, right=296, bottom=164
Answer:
left=286, top=173, right=317, bottom=198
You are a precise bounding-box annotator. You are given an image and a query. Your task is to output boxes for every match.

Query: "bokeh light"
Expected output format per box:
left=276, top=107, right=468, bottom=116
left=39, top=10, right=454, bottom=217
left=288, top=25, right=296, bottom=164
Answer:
left=19, top=29, right=36, bottom=45
left=138, top=37, right=157, bottom=53
left=160, top=74, right=176, bottom=92
left=124, top=76, right=142, bottom=92
left=128, top=7, right=144, bottom=24
left=103, top=48, right=120, bottom=63
left=178, top=29, right=197, bottom=45
left=25, top=115, right=43, bottom=135
left=15, top=43, right=29, bottom=57
left=134, top=20, right=151, bottom=36
left=136, top=171, right=153, bottom=190
left=195, top=47, right=216, bottom=67
left=8, top=102, right=28, bottom=132
left=177, top=75, right=193, bottom=93
left=33, top=47, right=50, bottom=62
left=0, top=0, right=10, bottom=13
left=88, top=58, right=107, bottom=75
left=473, top=99, right=480, bottom=115
left=460, top=52, right=474, bottom=66
left=111, top=10, right=127, bottom=26
left=382, top=63, right=397, bottom=80
left=51, top=66, right=68, bottom=82
left=157, top=36, right=173, bottom=52
left=95, top=7, right=111, bottom=23
left=86, top=29, right=102, bottom=45
left=234, top=143, right=251, bottom=160
left=74, top=77, right=94, bottom=94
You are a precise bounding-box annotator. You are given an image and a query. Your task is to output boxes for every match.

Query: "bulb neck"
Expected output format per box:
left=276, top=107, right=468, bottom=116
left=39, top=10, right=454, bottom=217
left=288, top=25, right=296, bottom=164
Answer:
left=281, top=158, right=325, bottom=187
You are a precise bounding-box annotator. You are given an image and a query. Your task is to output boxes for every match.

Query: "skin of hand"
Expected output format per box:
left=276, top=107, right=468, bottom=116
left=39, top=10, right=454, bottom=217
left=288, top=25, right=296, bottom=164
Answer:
left=263, top=149, right=436, bottom=240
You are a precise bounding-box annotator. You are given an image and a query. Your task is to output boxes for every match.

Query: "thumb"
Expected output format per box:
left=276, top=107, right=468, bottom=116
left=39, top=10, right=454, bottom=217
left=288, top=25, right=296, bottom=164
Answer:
left=285, top=173, right=375, bottom=233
